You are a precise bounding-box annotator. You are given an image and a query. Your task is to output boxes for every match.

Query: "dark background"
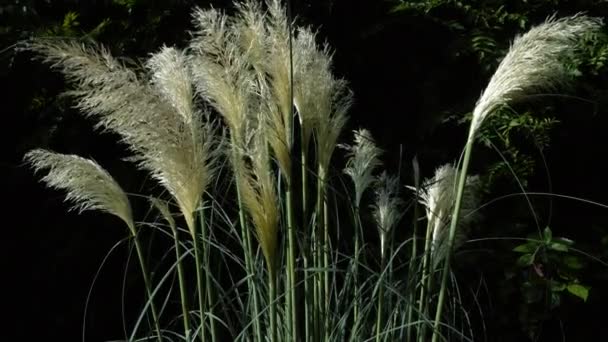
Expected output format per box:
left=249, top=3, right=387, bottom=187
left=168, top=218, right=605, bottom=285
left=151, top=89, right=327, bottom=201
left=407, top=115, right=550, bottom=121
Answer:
left=3, top=0, right=608, bottom=341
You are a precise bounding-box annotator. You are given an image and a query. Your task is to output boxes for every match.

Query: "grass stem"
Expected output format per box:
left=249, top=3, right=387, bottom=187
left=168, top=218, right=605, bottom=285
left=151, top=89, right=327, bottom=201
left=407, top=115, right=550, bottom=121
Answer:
left=131, top=234, right=163, bottom=342
left=430, top=135, right=474, bottom=342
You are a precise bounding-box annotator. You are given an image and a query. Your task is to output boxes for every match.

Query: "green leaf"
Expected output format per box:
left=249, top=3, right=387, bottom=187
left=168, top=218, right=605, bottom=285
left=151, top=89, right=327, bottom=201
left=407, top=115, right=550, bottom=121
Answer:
left=543, top=227, right=553, bottom=243
left=63, top=12, right=80, bottom=29
left=553, top=237, right=574, bottom=246
left=566, top=284, right=590, bottom=302
left=508, top=119, right=520, bottom=127
left=548, top=242, right=568, bottom=252
left=513, top=243, right=536, bottom=253
left=517, top=253, right=534, bottom=267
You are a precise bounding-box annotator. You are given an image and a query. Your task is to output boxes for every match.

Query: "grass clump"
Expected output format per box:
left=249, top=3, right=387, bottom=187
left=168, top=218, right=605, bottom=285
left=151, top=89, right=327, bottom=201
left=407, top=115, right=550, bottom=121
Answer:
left=24, top=2, right=603, bottom=341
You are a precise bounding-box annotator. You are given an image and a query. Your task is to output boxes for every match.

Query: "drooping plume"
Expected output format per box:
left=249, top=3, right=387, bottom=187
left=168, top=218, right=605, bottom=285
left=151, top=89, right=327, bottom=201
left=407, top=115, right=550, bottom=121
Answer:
left=28, top=40, right=219, bottom=233
left=25, top=149, right=135, bottom=232
left=237, top=123, right=281, bottom=272
left=471, top=15, right=602, bottom=136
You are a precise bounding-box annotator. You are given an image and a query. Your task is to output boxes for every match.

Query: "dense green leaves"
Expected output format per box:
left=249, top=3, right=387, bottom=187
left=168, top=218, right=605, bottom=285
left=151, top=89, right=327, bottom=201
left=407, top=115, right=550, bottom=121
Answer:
left=510, top=226, right=593, bottom=338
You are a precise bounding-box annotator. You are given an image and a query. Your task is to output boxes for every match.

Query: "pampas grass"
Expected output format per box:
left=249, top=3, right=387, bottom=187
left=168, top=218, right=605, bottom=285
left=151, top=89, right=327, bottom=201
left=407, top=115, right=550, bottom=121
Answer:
left=372, top=172, right=405, bottom=260
left=431, top=14, right=603, bottom=342
left=23, top=3, right=603, bottom=342
left=413, top=164, right=481, bottom=265
left=343, top=129, right=383, bottom=208
left=24, top=150, right=163, bottom=341
left=471, top=15, right=603, bottom=136
left=27, top=38, right=220, bottom=341
left=237, top=123, right=281, bottom=342
left=25, top=150, right=134, bottom=229
left=342, top=128, right=383, bottom=327
left=371, top=171, right=404, bottom=342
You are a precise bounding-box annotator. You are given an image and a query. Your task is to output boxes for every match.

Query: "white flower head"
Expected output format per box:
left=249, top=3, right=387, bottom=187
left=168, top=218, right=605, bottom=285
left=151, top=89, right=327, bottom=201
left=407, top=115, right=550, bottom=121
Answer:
left=412, top=164, right=481, bottom=264
left=372, top=172, right=404, bottom=258
left=342, top=129, right=383, bottom=207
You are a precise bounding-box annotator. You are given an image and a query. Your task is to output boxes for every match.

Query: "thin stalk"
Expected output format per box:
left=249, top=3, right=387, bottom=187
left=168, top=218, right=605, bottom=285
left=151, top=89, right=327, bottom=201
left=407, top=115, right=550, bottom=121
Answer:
left=232, top=146, right=262, bottom=342
left=268, top=267, right=278, bottom=342
left=301, top=138, right=312, bottom=342
left=387, top=225, right=398, bottom=341
left=407, top=165, right=420, bottom=342
left=285, top=186, right=298, bottom=341
left=301, top=141, right=309, bottom=224
left=244, top=214, right=262, bottom=342
left=192, top=224, right=207, bottom=342
left=303, top=248, right=311, bottom=342
left=405, top=227, right=418, bottom=341
left=315, top=166, right=328, bottom=340
left=199, top=207, right=217, bottom=342
left=170, top=221, right=191, bottom=340
left=131, top=234, right=163, bottom=342
left=375, top=252, right=386, bottom=342
left=352, top=207, right=361, bottom=328
left=323, top=186, right=330, bottom=342
left=312, top=224, right=320, bottom=342
left=314, top=170, right=324, bottom=341
left=315, top=165, right=331, bottom=341
left=286, top=0, right=298, bottom=337
left=431, top=134, right=475, bottom=342
left=417, top=219, right=434, bottom=342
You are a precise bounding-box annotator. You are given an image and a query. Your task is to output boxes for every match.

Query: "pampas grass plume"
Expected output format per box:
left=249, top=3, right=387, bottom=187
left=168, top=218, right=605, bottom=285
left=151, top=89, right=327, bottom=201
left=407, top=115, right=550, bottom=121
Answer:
left=25, top=149, right=135, bottom=232
left=342, top=129, right=383, bottom=207
left=413, top=164, right=481, bottom=262
left=372, top=172, right=404, bottom=258
left=471, top=15, right=602, bottom=135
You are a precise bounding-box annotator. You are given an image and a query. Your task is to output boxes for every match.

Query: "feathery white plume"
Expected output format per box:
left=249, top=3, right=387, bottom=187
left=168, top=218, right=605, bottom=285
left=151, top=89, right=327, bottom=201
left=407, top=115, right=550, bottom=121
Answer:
left=342, top=129, right=383, bottom=207
left=471, top=15, right=602, bottom=136
left=25, top=149, right=135, bottom=232
left=372, top=172, right=404, bottom=258
left=411, top=164, right=481, bottom=264
left=28, top=40, right=219, bottom=233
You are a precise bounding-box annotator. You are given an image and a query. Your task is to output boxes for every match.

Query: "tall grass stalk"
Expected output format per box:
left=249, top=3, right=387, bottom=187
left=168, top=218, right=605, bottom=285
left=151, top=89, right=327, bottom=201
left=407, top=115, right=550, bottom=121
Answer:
left=191, top=216, right=208, bottom=342
left=406, top=157, right=420, bottom=342
left=371, top=172, right=403, bottom=342
left=314, top=167, right=326, bottom=340
left=151, top=198, right=191, bottom=340
left=285, top=2, right=298, bottom=336
left=24, top=150, right=163, bottom=341
left=268, top=267, right=278, bottom=342
left=232, top=159, right=261, bottom=342
left=342, top=128, right=382, bottom=330
left=199, top=206, right=218, bottom=342
left=188, top=5, right=265, bottom=339
left=430, top=15, right=602, bottom=342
